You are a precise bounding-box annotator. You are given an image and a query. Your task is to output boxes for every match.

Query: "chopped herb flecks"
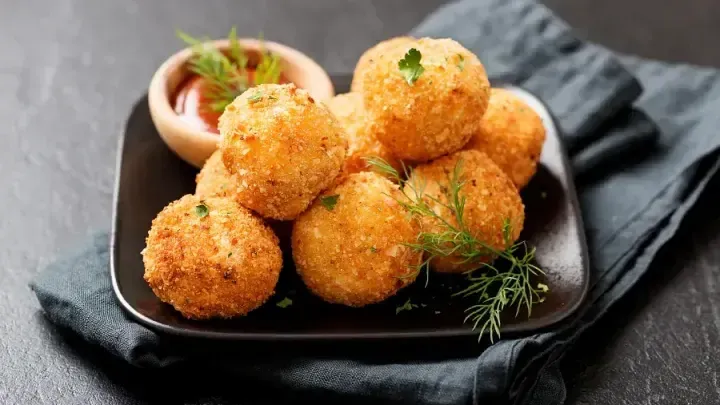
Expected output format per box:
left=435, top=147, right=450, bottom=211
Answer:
left=396, top=299, right=418, bottom=314
left=320, top=194, right=340, bottom=211
left=276, top=297, right=293, bottom=308
left=195, top=203, right=209, bottom=218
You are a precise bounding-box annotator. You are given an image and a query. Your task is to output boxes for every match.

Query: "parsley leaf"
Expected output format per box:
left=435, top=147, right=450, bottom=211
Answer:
left=370, top=246, right=378, bottom=253
left=320, top=194, right=340, bottom=211
left=398, top=48, right=424, bottom=85
left=276, top=297, right=293, bottom=308
left=248, top=92, right=263, bottom=103
left=396, top=299, right=418, bottom=314
left=227, top=252, right=233, bottom=258
left=195, top=203, right=209, bottom=218
left=457, top=54, right=465, bottom=71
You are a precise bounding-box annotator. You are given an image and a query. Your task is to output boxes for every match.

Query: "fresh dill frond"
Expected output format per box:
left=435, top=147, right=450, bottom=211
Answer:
left=228, top=26, right=248, bottom=70
left=366, top=156, right=548, bottom=343
left=255, top=37, right=282, bottom=85
left=176, top=27, right=282, bottom=113
left=364, top=156, right=405, bottom=185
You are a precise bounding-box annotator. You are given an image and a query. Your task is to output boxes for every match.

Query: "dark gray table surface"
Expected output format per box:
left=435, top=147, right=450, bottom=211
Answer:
left=2, top=1, right=718, bottom=404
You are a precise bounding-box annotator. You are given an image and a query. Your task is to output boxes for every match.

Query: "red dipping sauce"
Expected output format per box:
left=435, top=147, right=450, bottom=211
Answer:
left=173, top=69, right=289, bottom=134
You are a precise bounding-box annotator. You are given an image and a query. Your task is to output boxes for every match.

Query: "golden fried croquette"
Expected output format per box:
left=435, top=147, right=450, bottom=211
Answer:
left=218, top=83, right=347, bottom=220
left=465, top=88, right=546, bottom=189
left=351, top=36, right=415, bottom=93
left=195, top=150, right=237, bottom=199
left=292, top=172, right=422, bottom=306
left=196, top=151, right=307, bottom=248
left=324, top=92, right=401, bottom=180
left=406, top=150, right=524, bottom=273
left=142, top=195, right=282, bottom=319
left=360, top=37, right=491, bottom=162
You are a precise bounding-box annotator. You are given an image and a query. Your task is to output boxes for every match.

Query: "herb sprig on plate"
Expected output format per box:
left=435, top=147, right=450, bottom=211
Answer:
left=366, top=156, right=548, bottom=342
left=176, top=27, right=283, bottom=113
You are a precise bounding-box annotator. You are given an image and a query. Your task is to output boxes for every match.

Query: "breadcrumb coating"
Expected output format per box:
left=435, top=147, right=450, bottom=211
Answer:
left=195, top=150, right=237, bottom=199
left=142, top=195, right=282, bottom=319
left=219, top=83, right=347, bottom=220
left=406, top=150, right=524, bottom=273
left=324, top=93, right=401, bottom=181
left=465, top=88, right=546, bottom=189
left=292, top=172, right=422, bottom=306
left=361, top=37, right=490, bottom=162
left=351, top=36, right=415, bottom=93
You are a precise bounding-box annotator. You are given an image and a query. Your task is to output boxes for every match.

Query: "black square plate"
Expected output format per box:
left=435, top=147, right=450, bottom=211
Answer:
left=111, top=75, right=589, bottom=340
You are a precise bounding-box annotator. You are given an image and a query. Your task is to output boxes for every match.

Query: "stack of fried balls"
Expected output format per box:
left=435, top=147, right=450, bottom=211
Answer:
left=142, top=37, right=546, bottom=319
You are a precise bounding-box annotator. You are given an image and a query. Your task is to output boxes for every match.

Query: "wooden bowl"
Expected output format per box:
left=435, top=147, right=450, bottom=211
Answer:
left=148, top=39, right=335, bottom=168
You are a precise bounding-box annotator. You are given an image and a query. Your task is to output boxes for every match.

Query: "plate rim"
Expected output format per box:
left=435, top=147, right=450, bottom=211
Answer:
left=109, top=81, right=590, bottom=341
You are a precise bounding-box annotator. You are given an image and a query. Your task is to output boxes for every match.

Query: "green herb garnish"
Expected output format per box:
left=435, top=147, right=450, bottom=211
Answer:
left=254, top=33, right=283, bottom=85
left=320, top=195, right=340, bottom=211
left=370, top=246, right=378, bottom=253
left=456, top=54, right=465, bottom=71
left=195, top=203, right=209, bottom=218
left=248, top=91, right=263, bottom=103
left=176, top=27, right=283, bottom=113
left=276, top=297, right=293, bottom=308
left=396, top=299, right=418, bottom=314
left=365, top=156, right=548, bottom=342
left=398, top=48, right=424, bottom=85
left=227, top=252, right=233, bottom=258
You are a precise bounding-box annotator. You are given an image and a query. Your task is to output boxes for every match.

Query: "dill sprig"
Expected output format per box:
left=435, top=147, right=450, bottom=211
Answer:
left=176, top=27, right=283, bottom=113
left=254, top=33, right=283, bottom=85
left=365, top=156, right=548, bottom=342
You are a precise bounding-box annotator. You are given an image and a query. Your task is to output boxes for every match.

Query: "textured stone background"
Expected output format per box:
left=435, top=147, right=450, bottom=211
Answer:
left=1, top=1, right=718, bottom=403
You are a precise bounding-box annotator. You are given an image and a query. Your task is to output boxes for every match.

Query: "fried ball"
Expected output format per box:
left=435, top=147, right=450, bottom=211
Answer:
left=465, top=88, right=546, bottom=189
left=324, top=92, right=401, bottom=181
left=195, top=149, right=237, bottom=199
left=351, top=36, right=415, bottom=93
left=194, top=149, right=302, bottom=260
left=292, top=172, right=422, bottom=306
left=406, top=150, right=524, bottom=273
left=219, top=83, right=347, bottom=220
left=142, top=195, right=282, bottom=319
left=361, top=37, right=491, bottom=162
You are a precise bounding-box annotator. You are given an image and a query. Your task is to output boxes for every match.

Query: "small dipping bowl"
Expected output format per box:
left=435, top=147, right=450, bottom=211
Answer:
left=148, top=39, right=335, bottom=168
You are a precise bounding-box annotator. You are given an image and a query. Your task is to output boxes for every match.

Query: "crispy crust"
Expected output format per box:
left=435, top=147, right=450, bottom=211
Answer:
left=142, top=195, right=282, bottom=319
left=292, top=172, right=422, bottom=306
left=324, top=93, right=402, bottom=182
left=351, top=36, right=415, bottom=93
left=195, top=150, right=237, bottom=199
left=465, top=88, right=546, bottom=189
left=361, top=37, right=491, bottom=162
left=406, top=150, right=524, bottom=273
left=219, top=83, right=347, bottom=220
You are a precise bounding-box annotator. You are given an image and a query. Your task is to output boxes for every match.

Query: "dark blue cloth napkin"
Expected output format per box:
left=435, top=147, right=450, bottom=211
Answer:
left=31, top=0, right=720, bottom=403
